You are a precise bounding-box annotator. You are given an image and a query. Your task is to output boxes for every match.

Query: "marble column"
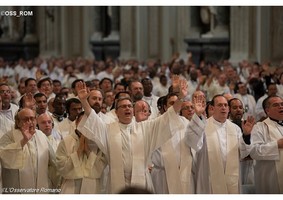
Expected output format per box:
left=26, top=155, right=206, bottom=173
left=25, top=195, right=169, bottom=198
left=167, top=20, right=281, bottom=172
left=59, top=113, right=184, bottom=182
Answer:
left=91, top=6, right=103, bottom=41
left=187, top=7, right=202, bottom=38
left=23, top=6, right=37, bottom=42
left=120, top=6, right=136, bottom=59
left=104, top=6, right=120, bottom=40
left=229, top=6, right=254, bottom=64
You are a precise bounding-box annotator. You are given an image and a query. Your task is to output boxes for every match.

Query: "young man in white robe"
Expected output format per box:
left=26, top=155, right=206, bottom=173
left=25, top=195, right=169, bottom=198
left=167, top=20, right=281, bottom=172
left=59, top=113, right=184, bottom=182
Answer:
left=76, top=76, right=187, bottom=193
left=250, top=95, right=283, bottom=193
left=56, top=111, right=107, bottom=194
left=0, top=108, right=60, bottom=194
left=187, top=94, right=255, bottom=194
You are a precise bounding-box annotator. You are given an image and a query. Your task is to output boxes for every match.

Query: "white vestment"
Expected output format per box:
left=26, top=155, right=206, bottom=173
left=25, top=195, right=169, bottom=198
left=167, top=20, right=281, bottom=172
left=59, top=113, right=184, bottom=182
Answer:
left=77, top=106, right=183, bottom=193
left=233, top=93, right=256, bottom=120
left=150, top=116, right=201, bottom=194
left=250, top=118, right=283, bottom=193
left=0, top=129, right=59, bottom=194
left=56, top=128, right=107, bottom=194
left=188, top=115, right=251, bottom=194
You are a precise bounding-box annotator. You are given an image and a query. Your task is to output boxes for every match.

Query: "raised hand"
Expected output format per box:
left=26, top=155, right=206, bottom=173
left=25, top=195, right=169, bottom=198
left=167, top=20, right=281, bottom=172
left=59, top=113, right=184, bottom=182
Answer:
left=172, top=75, right=180, bottom=93
left=193, top=94, right=206, bottom=116
left=77, top=81, right=89, bottom=101
left=179, top=78, right=188, bottom=99
left=20, top=122, right=35, bottom=147
left=242, top=116, right=255, bottom=135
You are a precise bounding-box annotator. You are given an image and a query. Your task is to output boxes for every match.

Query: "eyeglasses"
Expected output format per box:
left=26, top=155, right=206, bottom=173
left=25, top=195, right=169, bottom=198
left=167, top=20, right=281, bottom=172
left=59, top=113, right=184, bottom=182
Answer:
left=117, top=104, right=133, bottom=109
left=181, top=106, right=194, bottom=110
left=20, top=116, right=36, bottom=123
left=0, top=90, right=11, bottom=94
left=271, top=102, right=283, bottom=108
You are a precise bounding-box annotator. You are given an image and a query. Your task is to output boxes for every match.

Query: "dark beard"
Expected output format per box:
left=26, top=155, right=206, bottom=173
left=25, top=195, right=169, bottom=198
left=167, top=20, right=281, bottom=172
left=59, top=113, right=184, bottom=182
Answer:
left=133, top=93, right=143, bottom=101
left=91, top=104, right=101, bottom=114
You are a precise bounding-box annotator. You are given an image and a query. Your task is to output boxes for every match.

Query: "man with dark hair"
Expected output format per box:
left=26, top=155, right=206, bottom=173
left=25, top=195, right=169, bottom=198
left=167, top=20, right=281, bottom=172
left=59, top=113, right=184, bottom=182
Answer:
left=128, top=80, right=144, bottom=102
left=51, top=92, right=67, bottom=138
left=228, top=98, right=255, bottom=193
left=34, top=92, right=48, bottom=115
left=250, top=95, right=283, bottom=193
left=141, top=78, right=159, bottom=119
left=37, top=77, right=55, bottom=101
left=255, top=83, right=278, bottom=122
left=58, top=98, right=82, bottom=138
left=234, top=82, right=256, bottom=120
left=52, top=79, right=62, bottom=95
left=69, top=79, right=84, bottom=99
left=24, top=78, right=38, bottom=95
left=189, top=94, right=255, bottom=194
left=106, top=91, right=131, bottom=122
left=99, top=77, right=113, bottom=93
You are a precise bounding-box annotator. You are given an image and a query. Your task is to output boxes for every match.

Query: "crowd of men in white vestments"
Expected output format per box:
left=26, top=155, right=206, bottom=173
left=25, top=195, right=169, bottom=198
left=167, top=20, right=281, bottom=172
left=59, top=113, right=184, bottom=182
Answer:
left=0, top=54, right=283, bottom=194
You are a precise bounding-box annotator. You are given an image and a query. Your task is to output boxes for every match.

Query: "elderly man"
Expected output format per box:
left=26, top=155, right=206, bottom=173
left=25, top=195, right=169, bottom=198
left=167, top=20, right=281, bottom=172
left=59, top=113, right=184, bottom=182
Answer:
left=77, top=76, right=187, bottom=193
left=250, top=95, right=283, bottom=193
left=37, top=113, right=61, bottom=152
left=0, top=108, right=59, bottom=193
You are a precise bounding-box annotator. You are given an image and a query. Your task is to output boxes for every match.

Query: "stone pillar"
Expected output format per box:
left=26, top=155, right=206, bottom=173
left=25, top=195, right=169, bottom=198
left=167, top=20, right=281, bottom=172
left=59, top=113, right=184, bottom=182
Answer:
left=229, top=6, right=255, bottom=64
left=188, top=7, right=202, bottom=38
left=0, top=6, right=12, bottom=41
left=23, top=6, right=37, bottom=42
left=91, top=6, right=103, bottom=41
left=120, top=6, right=136, bottom=59
left=104, top=6, right=120, bottom=40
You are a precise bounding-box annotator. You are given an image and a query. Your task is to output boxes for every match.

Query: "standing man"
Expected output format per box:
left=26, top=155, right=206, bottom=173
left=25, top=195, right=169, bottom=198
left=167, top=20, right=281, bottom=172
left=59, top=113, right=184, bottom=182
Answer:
left=0, top=108, right=59, bottom=193
left=56, top=112, right=107, bottom=194
left=250, top=95, right=283, bottom=193
left=37, top=113, right=61, bottom=152
left=234, top=82, right=256, bottom=120
left=141, top=78, right=159, bottom=119
left=228, top=98, right=255, bottom=193
left=77, top=76, right=187, bottom=193
left=59, top=98, right=82, bottom=138
left=189, top=94, right=255, bottom=194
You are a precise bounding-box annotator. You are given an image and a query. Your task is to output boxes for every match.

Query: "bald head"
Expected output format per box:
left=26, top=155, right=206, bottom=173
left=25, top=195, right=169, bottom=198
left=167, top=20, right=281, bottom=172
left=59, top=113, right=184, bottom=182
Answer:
left=15, top=108, right=36, bottom=133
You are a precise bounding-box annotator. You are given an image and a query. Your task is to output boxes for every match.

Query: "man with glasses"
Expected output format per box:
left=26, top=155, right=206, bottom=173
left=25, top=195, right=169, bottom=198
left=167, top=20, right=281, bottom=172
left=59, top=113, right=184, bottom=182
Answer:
left=0, top=108, right=59, bottom=193
left=250, top=95, right=283, bottom=193
left=76, top=76, right=187, bottom=193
